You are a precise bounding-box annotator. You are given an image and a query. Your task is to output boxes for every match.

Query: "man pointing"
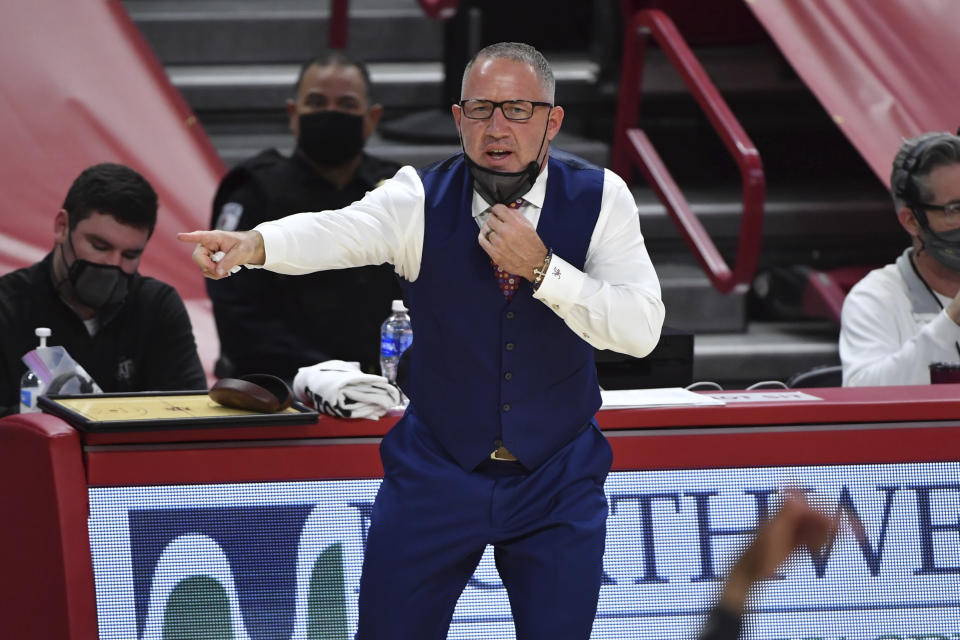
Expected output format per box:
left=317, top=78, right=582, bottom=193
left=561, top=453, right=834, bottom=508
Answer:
left=181, top=42, right=663, bottom=639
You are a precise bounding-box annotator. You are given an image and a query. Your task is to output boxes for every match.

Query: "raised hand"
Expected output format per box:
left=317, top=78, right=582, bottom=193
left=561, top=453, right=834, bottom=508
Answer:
left=719, top=491, right=838, bottom=613
left=478, top=204, right=548, bottom=280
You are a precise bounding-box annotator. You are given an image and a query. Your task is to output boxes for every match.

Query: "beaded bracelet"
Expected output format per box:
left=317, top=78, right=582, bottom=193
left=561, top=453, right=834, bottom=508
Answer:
left=532, top=248, right=553, bottom=291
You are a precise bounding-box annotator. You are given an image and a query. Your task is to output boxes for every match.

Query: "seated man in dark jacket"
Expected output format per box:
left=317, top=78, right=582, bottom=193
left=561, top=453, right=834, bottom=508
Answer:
left=0, top=162, right=206, bottom=416
left=207, top=52, right=402, bottom=380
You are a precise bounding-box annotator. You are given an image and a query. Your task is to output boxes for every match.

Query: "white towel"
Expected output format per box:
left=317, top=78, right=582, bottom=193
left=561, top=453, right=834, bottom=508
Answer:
left=293, top=360, right=402, bottom=419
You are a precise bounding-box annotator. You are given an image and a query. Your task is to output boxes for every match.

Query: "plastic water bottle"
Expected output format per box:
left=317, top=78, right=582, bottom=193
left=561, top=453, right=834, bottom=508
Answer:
left=380, top=300, right=413, bottom=384
left=20, top=327, right=51, bottom=413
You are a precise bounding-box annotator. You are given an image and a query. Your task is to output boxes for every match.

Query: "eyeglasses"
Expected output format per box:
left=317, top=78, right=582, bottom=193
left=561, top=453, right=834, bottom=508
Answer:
left=458, top=99, right=553, bottom=121
left=916, top=201, right=960, bottom=220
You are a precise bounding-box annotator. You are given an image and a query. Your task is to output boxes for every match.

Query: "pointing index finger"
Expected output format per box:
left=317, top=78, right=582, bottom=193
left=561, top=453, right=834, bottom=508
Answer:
left=178, top=230, right=221, bottom=273
left=177, top=230, right=210, bottom=245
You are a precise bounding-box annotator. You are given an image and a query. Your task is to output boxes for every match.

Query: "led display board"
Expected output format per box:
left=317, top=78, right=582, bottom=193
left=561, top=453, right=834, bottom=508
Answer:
left=89, top=462, right=960, bottom=639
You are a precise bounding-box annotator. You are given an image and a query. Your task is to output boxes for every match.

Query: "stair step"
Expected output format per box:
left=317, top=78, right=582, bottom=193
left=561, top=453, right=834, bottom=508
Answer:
left=124, top=0, right=443, bottom=64
left=632, top=181, right=902, bottom=267
left=167, top=58, right=602, bottom=114
left=693, top=321, right=840, bottom=388
left=658, top=263, right=746, bottom=333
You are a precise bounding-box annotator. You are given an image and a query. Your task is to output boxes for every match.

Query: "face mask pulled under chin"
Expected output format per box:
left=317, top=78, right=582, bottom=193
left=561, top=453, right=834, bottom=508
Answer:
left=297, top=110, right=365, bottom=166
left=66, top=257, right=132, bottom=310
left=460, top=112, right=550, bottom=207
left=463, top=153, right=540, bottom=207
left=919, top=224, right=960, bottom=272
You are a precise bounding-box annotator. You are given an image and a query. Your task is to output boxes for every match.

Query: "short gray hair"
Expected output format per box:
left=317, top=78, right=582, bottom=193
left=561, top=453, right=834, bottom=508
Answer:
left=460, top=42, right=555, bottom=102
left=891, top=132, right=960, bottom=209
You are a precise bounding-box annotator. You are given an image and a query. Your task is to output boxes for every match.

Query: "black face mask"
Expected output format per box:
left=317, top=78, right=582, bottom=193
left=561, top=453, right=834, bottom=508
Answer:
left=460, top=115, right=551, bottom=207
left=297, top=110, right=365, bottom=166
left=464, top=155, right=540, bottom=207
left=59, top=234, right=132, bottom=310
left=914, top=208, right=960, bottom=272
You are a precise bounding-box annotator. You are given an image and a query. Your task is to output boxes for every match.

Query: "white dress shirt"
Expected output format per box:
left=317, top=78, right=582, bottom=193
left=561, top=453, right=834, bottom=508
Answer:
left=254, top=160, right=665, bottom=358
left=839, top=249, right=960, bottom=386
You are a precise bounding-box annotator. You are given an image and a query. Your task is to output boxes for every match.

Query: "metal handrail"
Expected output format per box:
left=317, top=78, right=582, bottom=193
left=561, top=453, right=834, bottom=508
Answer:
left=611, top=9, right=765, bottom=294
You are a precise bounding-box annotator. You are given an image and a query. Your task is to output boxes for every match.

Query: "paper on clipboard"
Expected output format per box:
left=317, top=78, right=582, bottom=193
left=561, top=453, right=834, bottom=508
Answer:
left=600, top=387, right=725, bottom=409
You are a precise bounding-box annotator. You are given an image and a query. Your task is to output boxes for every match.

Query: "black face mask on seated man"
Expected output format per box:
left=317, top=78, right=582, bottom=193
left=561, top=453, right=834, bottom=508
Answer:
left=297, top=110, right=365, bottom=166
left=57, top=234, right=132, bottom=311
left=461, top=119, right=551, bottom=207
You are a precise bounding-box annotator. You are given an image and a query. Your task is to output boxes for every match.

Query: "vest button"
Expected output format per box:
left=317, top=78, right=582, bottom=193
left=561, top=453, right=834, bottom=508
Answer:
left=505, top=311, right=515, bottom=319
left=505, top=342, right=515, bottom=351
left=504, top=371, right=513, bottom=381
left=502, top=403, right=511, bottom=412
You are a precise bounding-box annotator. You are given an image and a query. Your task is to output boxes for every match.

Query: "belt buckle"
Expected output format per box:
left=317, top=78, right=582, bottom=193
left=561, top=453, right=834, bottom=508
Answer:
left=490, top=445, right=518, bottom=462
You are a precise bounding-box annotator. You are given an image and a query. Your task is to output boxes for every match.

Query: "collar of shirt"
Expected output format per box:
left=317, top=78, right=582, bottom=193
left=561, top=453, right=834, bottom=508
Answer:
left=472, top=161, right=549, bottom=229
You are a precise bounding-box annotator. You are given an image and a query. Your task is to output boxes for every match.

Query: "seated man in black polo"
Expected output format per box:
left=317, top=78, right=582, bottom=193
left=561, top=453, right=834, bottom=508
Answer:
left=207, top=52, right=402, bottom=380
left=0, top=162, right=206, bottom=416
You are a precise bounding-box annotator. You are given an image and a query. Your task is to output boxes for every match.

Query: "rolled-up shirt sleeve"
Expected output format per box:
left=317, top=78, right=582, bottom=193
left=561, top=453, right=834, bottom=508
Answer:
left=253, top=166, right=424, bottom=280
left=533, top=168, right=664, bottom=358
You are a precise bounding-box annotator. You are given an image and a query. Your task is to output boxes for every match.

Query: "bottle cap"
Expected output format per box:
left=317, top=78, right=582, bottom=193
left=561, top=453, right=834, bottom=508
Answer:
left=391, top=299, right=407, bottom=312
left=35, top=327, right=51, bottom=348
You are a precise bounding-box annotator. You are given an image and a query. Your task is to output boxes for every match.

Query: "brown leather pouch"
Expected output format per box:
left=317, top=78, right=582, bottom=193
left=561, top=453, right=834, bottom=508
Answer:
left=209, top=374, right=293, bottom=412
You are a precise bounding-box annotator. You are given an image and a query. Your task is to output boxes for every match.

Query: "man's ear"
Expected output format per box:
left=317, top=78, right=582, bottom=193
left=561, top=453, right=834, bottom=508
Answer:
left=897, top=205, right=921, bottom=237
left=451, top=103, right=462, bottom=136
left=546, top=105, right=564, bottom=142
left=363, top=103, right=384, bottom=141
left=53, top=209, right=69, bottom=244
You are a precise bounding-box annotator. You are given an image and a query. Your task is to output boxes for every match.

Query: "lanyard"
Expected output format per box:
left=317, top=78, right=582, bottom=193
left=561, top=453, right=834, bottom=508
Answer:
left=909, top=253, right=960, bottom=359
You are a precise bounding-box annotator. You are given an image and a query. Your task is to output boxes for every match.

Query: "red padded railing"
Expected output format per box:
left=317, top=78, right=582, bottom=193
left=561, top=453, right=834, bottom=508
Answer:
left=417, top=0, right=459, bottom=20
left=330, top=0, right=349, bottom=48
left=611, top=9, right=765, bottom=294
left=801, top=265, right=875, bottom=325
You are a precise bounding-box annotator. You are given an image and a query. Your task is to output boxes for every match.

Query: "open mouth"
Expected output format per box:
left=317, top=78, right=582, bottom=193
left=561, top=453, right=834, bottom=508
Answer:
left=486, top=149, right=513, bottom=162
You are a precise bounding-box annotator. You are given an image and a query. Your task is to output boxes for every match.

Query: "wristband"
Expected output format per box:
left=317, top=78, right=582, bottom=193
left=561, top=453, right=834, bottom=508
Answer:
left=532, top=249, right=553, bottom=291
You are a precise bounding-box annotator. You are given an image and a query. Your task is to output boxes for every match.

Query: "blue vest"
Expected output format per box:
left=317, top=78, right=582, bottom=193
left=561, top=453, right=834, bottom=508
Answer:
left=401, top=150, right=604, bottom=471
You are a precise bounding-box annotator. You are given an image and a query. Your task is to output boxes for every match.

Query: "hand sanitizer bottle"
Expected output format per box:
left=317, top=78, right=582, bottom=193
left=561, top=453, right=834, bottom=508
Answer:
left=20, top=327, right=51, bottom=413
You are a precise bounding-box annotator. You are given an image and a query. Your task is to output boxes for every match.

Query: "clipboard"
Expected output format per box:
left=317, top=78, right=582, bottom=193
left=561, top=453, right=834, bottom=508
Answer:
left=38, top=390, right=318, bottom=433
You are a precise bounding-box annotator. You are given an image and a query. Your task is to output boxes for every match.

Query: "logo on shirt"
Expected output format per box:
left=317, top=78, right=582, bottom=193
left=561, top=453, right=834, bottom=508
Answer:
left=116, top=357, right=136, bottom=384
left=216, top=202, right=244, bottom=231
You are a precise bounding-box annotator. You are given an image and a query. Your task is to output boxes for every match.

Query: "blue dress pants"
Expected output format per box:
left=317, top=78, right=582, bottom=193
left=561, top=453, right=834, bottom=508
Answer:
left=356, top=413, right=612, bottom=640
